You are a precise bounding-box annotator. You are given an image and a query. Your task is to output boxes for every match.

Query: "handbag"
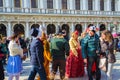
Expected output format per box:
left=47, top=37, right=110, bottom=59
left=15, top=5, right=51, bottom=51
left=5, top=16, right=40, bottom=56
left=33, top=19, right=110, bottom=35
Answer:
left=99, top=57, right=107, bottom=72
left=107, top=53, right=116, bottom=63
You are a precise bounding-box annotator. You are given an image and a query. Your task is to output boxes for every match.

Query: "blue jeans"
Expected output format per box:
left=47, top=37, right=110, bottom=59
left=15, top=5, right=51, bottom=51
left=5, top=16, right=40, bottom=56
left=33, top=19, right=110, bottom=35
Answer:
left=28, top=65, right=46, bottom=80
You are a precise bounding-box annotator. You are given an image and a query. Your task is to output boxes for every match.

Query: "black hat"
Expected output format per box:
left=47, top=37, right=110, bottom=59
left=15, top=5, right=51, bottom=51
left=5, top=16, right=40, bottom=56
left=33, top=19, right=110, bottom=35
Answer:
left=31, top=28, right=39, bottom=37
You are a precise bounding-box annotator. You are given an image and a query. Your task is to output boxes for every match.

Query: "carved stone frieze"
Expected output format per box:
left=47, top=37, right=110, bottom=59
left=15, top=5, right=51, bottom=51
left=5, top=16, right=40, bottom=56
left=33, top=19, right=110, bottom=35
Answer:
left=0, top=15, right=120, bottom=23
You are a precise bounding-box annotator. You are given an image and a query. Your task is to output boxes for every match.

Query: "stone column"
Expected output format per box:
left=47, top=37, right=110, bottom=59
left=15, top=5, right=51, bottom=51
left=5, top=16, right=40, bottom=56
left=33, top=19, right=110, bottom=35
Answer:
left=71, top=23, right=74, bottom=33
left=84, top=22, right=87, bottom=31
left=69, top=0, right=75, bottom=10
left=54, top=0, right=61, bottom=9
left=25, top=22, right=30, bottom=38
left=23, top=0, right=29, bottom=13
left=7, top=22, right=12, bottom=37
left=42, top=22, right=46, bottom=33
left=54, top=0, right=61, bottom=13
left=5, top=0, right=11, bottom=12
left=39, top=0, right=46, bottom=13
left=94, top=0, right=100, bottom=10
left=96, top=22, right=100, bottom=35
left=82, top=0, right=88, bottom=10
left=56, top=22, right=60, bottom=33
left=39, top=0, right=44, bottom=8
left=116, top=0, right=120, bottom=11
left=105, top=0, right=111, bottom=11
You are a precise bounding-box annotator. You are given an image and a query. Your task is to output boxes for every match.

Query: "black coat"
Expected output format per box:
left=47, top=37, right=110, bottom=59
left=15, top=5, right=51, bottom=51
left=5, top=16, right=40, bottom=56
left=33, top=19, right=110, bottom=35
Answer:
left=29, top=38, right=44, bottom=69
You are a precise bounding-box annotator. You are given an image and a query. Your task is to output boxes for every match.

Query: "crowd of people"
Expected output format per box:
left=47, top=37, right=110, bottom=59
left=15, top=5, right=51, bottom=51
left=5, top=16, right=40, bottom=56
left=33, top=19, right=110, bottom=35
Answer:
left=0, top=25, right=120, bottom=80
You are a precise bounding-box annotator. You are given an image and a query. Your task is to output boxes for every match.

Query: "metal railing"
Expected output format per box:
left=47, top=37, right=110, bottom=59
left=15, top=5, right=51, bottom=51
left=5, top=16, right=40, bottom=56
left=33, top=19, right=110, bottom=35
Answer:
left=0, top=7, right=120, bottom=16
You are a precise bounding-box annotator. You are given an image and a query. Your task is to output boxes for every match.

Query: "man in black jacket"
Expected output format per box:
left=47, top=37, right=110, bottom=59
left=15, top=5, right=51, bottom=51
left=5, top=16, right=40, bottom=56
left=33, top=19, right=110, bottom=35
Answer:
left=28, top=28, right=46, bottom=80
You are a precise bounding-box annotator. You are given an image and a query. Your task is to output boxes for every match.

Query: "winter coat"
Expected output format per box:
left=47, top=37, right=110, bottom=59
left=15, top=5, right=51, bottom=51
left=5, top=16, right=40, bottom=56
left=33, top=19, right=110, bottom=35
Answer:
left=100, top=39, right=116, bottom=63
left=81, top=34, right=100, bottom=59
left=50, top=36, right=69, bottom=60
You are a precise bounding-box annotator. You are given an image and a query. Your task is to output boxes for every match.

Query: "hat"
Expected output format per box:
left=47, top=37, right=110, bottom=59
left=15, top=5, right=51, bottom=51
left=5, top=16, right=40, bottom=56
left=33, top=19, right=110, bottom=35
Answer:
left=31, top=28, right=39, bottom=37
left=89, top=26, right=97, bottom=33
left=89, top=26, right=96, bottom=31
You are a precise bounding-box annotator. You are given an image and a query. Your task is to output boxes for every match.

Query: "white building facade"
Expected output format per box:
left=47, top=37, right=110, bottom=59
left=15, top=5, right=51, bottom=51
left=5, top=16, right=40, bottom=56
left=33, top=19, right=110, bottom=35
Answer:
left=0, top=0, right=120, bottom=38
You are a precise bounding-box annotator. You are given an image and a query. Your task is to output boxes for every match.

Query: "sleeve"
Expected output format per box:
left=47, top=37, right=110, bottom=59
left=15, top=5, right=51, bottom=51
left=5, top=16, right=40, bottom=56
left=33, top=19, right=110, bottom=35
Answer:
left=50, top=39, right=53, bottom=56
left=69, top=39, right=78, bottom=56
left=81, top=38, right=88, bottom=59
left=64, top=41, right=70, bottom=56
left=35, top=40, right=44, bottom=66
left=108, top=41, right=114, bottom=50
left=96, top=39, right=101, bottom=55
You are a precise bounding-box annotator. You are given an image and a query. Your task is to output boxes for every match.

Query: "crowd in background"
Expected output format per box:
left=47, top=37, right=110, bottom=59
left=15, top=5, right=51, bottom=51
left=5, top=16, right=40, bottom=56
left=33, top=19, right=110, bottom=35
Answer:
left=0, top=25, right=120, bottom=80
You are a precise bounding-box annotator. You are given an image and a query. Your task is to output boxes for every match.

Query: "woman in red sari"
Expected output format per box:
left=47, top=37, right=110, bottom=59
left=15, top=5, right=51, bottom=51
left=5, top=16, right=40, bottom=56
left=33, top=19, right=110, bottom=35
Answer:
left=66, top=30, right=84, bottom=79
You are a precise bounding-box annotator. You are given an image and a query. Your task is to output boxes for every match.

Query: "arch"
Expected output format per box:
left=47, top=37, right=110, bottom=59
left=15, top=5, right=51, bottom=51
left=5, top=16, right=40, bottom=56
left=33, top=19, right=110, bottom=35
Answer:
left=31, top=24, right=39, bottom=29
left=47, top=24, right=56, bottom=35
left=0, top=24, right=6, bottom=37
left=61, top=24, right=69, bottom=34
left=13, top=24, right=24, bottom=34
left=75, top=24, right=82, bottom=35
left=61, top=24, right=69, bottom=40
left=99, top=24, right=106, bottom=31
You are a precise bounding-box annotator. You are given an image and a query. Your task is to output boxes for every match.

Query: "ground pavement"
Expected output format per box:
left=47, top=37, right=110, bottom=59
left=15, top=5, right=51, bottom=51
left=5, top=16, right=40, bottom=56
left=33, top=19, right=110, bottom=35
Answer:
left=4, top=52, right=120, bottom=80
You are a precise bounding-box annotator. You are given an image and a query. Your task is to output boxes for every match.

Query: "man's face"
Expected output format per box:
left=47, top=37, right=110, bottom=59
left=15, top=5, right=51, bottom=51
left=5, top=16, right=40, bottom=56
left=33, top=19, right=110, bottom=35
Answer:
left=88, top=30, right=95, bottom=36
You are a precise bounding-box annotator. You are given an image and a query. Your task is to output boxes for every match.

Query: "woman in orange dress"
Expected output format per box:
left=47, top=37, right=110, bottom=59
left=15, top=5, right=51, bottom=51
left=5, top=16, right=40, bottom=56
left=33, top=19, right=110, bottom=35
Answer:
left=37, top=32, right=52, bottom=80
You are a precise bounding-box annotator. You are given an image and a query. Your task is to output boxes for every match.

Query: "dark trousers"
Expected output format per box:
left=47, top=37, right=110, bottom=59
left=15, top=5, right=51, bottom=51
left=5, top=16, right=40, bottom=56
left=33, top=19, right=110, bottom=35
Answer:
left=28, top=65, right=46, bottom=80
left=87, top=56, right=101, bottom=80
left=0, top=60, right=4, bottom=80
left=51, top=59, right=66, bottom=79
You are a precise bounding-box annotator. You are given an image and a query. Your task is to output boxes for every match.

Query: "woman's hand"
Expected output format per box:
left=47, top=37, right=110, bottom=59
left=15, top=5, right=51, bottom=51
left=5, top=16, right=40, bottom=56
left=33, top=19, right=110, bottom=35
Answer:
left=84, top=58, right=87, bottom=64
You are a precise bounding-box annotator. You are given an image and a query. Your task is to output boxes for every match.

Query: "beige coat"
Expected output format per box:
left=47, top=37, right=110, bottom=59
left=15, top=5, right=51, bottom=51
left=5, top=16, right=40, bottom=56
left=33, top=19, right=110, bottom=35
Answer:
left=8, top=40, right=23, bottom=58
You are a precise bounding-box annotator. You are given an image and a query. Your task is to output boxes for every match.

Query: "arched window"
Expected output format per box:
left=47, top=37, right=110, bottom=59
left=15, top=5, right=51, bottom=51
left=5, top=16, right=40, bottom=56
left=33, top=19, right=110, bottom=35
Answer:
left=100, top=24, right=106, bottom=31
left=31, top=24, right=39, bottom=29
left=100, top=0, right=104, bottom=11
left=47, top=24, right=56, bottom=35
left=62, top=0, right=67, bottom=9
left=14, top=0, right=21, bottom=7
left=0, top=0, right=3, bottom=7
left=0, top=24, right=6, bottom=36
left=88, top=0, right=93, bottom=10
left=75, top=0, right=80, bottom=10
left=31, top=0, right=38, bottom=8
left=111, top=0, right=115, bottom=11
left=75, top=24, right=82, bottom=35
left=14, top=24, right=24, bottom=34
left=47, top=0, right=53, bottom=9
